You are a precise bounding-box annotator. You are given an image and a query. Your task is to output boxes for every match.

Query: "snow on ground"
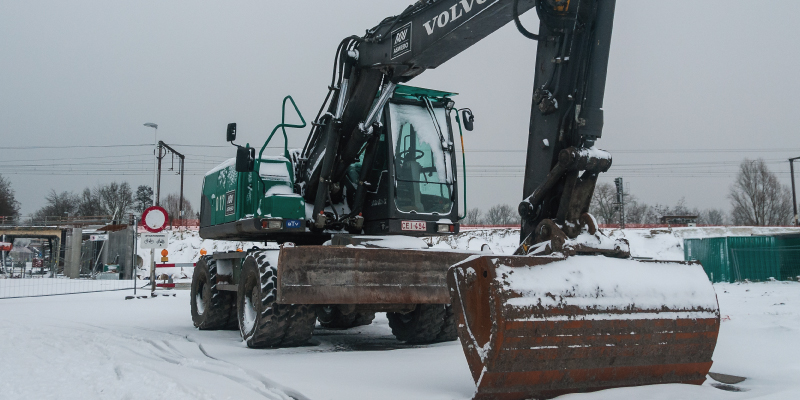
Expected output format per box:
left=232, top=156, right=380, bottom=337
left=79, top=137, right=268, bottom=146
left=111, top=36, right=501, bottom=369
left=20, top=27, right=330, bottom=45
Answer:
left=0, top=291, right=475, bottom=400
left=1, top=281, right=798, bottom=399
left=3, top=226, right=796, bottom=399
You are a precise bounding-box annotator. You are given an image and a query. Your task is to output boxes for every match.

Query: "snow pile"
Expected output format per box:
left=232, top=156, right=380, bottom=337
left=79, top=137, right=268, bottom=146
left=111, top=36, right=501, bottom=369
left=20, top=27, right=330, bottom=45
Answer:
left=136, top=229, right=272, bottom=278
left=346, top=235, right=430, bottom=249
left=139, top=225, right=800, bottom=280
left=427, top=228, right=521, bottom=254
left=429, top=226, right=800, bottom=261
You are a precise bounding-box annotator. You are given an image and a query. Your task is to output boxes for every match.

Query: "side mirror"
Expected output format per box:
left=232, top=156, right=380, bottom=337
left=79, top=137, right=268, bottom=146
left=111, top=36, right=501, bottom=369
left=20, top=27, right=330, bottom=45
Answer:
left=462, top=110, right=474, bottom=131
left=226, top=123, right=237, bottom=142
left=235, top=146, right=255, bottom=172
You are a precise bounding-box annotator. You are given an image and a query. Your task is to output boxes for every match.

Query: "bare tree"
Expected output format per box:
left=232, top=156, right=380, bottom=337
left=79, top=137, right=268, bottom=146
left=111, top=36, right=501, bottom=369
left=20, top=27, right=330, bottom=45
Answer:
left=702, top=209, right=727, bottom=225
left=729, top=158, right=793, bottom=226
left=484, top=204, right=517, bottom=225
left=0, top=174, right=20, bottom=218
left=96, top=182, right=133, bottom=222
left=463, top=208, right=483, bottom=225
left=626, top=199, right=650, bottom=225
left=163, top=193, right=195, bottom=225
left=134, top=185, right=153, bottom=214
left=33, top=190, right=80, bottom=220
left=588, top=183, right=617, bottom=224
left=75, top=188, right=102, bottom=216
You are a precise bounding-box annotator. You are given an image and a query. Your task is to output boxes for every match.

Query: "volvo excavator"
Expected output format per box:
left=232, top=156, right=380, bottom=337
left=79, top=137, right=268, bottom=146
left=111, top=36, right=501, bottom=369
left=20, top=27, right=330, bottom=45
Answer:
left=192, top=1, right=720, bottom=398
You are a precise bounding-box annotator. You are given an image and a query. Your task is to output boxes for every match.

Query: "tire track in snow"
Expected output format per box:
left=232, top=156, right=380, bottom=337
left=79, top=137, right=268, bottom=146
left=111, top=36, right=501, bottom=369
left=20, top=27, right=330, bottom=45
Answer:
left=112, top=325, right=312, bottom=400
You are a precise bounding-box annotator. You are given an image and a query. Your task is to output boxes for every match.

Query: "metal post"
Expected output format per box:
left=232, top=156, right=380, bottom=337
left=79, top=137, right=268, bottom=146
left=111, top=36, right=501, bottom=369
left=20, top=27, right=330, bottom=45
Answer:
left=131, top=214, right=138, bottom=295
left=1, top=234, right=6, bottom=275
left=156, top=142, right=163, bottom=207
left=791, top=158, right=799, bottom=226
left=614, top=177, right=625, bottom=229
left=68, top=228, right=82, bottom=279
left=179, top=156, right=185, bottom=238
left=143, top=122, right=159, bottom=296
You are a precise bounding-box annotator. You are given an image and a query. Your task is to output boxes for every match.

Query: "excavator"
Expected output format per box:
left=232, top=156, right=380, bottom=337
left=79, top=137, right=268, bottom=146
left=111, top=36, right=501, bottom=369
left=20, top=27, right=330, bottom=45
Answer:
left=192, top=1, right=721, bottom=399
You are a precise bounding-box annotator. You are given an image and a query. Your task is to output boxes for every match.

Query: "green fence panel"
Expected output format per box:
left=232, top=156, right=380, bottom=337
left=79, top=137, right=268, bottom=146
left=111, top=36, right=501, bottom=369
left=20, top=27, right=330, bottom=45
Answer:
left=684, top=237, right=732, bottom=283
left=775, top=235, right=800, bottom=280
left=685, top=234, right=800, bottom=283
left=727, top=236, right=779, bottom=282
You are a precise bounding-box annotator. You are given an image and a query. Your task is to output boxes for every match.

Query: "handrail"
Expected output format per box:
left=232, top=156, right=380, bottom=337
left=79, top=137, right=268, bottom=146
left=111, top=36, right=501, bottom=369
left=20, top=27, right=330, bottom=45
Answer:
left=259, top=96, right=307, bottom=160
left=455, top=109, right=468, bottom=221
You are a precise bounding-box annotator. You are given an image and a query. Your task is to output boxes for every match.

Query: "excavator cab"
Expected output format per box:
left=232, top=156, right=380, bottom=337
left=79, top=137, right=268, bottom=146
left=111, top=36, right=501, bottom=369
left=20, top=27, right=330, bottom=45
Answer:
left=343, top=85, right=463, bottom=236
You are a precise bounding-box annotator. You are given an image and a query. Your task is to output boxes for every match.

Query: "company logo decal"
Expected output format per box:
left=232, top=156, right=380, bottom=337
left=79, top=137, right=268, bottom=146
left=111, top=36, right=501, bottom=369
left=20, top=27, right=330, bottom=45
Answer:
left=391, top=22, right=412, bottom=59
left=422, top=0, right=490, bottom=36
left=225, top=190, right=236, bottom=216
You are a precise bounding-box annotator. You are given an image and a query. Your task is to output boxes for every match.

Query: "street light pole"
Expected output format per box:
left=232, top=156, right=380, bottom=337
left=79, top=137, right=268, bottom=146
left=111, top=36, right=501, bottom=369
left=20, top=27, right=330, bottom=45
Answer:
left=144, top=123, right=159, bottom=206
left=143, top=122, right=159, bottom=296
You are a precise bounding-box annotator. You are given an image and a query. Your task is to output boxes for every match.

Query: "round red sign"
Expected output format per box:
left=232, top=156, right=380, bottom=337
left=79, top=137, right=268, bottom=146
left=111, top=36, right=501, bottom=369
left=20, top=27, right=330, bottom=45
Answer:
left=141, top=206, right=169, bottom=233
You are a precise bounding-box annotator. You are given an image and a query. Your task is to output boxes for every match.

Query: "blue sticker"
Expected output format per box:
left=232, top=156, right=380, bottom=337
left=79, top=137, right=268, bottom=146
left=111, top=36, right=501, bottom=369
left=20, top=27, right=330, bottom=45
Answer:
left=285, top=219, right=302, bottom=229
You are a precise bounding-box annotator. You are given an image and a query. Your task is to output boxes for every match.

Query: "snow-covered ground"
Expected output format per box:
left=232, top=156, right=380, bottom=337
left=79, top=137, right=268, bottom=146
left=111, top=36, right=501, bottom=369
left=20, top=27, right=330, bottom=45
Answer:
left=143, top=226, right=800, bottom=268
left=4, top=226, right=796, bottom=399
left=1, top=281, right=797, bottom=399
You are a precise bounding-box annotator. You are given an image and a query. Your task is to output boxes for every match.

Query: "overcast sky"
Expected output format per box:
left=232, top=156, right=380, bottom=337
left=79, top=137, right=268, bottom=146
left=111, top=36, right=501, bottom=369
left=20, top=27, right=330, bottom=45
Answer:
left=2, top=0, right=799, bottom=217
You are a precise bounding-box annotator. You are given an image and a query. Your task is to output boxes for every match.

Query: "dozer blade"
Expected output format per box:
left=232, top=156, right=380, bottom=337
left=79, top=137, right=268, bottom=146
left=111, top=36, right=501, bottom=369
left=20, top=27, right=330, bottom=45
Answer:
left=447, top=255, right=720, bottom=400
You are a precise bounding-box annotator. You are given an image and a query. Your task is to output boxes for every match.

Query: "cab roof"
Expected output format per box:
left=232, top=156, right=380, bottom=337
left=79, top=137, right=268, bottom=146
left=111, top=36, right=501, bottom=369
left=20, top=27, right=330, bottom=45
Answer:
left=393, top=84, right=457, bottom=101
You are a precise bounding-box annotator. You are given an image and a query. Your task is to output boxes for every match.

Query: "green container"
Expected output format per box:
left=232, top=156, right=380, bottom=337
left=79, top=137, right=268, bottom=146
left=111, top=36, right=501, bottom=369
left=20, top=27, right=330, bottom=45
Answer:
left=684, top=235, right=800, bottom=282
left=774, top=234, right=800, bottom=280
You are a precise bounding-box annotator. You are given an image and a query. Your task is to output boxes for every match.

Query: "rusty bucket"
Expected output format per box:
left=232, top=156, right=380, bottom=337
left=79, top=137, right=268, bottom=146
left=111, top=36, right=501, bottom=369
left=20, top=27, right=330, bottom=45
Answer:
left=447, top=255, right=720, bottom=400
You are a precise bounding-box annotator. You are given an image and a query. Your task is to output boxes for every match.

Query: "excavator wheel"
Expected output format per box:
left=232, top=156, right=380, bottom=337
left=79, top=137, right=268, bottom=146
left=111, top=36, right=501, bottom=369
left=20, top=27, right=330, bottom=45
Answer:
left=316, top=306, right=376, bottom=329
left=237, top=250, right=316, bottom=348
left=191, top=256, right=236, bottom=330
left=387, top=304, right=458, bottom=344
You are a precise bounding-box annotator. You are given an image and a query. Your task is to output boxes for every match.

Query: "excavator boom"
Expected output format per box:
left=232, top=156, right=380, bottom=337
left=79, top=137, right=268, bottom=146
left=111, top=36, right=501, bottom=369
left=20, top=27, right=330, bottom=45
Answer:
left=277, top=0, right=722, bottom=398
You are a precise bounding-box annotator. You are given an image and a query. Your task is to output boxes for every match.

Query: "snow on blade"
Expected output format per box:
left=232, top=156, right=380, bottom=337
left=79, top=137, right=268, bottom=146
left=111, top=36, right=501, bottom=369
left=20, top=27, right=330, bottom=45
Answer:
left=495, top=255, right=719, bottom=314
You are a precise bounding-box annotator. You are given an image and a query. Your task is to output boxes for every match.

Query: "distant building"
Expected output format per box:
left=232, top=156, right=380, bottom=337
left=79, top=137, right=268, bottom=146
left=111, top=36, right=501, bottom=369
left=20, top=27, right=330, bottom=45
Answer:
left=660, top=215, right=699, bottom=227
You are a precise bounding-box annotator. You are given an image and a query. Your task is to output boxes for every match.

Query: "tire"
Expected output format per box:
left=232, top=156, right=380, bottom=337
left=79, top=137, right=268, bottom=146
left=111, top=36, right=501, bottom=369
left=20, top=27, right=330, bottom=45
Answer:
left=316, top=306, right=376, bottom=329
left=191, top=256, right=236, bottom=330
left=387, top=304, right=458, bottom=344
left=436, top=305, right=458, bottom=342
left=237, top=250, right=316, bottom=348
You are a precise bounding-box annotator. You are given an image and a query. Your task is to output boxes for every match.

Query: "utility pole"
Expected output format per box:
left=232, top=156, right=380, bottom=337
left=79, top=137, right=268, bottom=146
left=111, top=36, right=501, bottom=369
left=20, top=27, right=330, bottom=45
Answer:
left=791, top=157, right=800, bottom=226
left=614, top=177, right=625, bottom=229
left=157, top=141, right=186, bottom=227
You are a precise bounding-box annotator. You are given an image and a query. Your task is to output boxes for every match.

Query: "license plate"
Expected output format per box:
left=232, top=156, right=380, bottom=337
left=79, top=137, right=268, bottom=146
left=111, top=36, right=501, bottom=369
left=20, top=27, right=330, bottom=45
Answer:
left=401, top=221, right=427, bottom=231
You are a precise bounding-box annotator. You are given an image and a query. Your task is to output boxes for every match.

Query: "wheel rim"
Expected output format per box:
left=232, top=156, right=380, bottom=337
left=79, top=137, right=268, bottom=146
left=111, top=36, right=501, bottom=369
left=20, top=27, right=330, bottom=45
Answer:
left=242, top=286, right=258, bottom=333
left=196, top=279, right=206, bottom=315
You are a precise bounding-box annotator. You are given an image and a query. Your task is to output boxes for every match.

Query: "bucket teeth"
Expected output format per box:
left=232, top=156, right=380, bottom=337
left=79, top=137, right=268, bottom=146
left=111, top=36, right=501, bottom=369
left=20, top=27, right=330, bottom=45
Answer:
left=448, top=255, right=720, bottom=400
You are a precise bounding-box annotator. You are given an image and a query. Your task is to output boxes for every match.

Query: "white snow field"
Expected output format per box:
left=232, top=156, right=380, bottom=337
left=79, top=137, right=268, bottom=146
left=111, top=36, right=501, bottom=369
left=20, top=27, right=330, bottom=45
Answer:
left=1, top=227, right=798, bottom=399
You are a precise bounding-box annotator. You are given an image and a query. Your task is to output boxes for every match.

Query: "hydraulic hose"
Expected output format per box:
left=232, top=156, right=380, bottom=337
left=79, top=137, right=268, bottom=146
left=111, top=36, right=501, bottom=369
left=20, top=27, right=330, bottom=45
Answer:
left=514, top=0, right=540, bottom=41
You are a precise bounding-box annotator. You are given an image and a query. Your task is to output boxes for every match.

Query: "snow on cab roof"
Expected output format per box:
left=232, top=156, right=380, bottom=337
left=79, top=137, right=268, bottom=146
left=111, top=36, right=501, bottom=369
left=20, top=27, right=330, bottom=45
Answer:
left=204, top=158, right=235, bottom=177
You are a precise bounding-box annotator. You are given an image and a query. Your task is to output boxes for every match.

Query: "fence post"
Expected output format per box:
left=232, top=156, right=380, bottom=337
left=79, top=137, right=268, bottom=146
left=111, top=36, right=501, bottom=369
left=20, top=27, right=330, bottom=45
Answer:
left=66, top=228, right=82, bottom=279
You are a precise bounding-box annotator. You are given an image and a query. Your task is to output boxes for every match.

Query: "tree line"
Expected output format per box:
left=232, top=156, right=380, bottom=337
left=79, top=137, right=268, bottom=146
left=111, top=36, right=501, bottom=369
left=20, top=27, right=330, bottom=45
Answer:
left=0, top=176, right=194, bottom=224
left=462, top=158, right=796, bottom=227
left=1, top=157, right=796, bottom=226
